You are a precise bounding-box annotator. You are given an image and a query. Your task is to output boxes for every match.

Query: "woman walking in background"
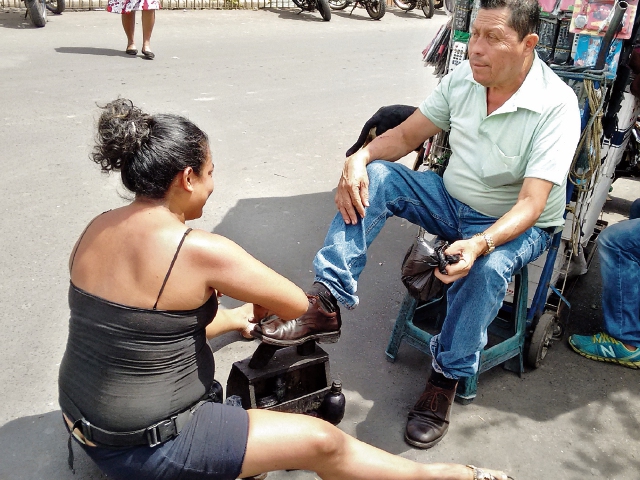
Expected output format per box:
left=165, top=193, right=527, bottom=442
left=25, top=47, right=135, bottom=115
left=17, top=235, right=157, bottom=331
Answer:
left=107, top=0, right=158, bottom=59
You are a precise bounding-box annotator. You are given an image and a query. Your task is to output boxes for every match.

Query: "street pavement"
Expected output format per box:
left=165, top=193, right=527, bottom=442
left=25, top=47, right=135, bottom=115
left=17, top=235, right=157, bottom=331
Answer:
left=0, top=7, right=638, bottom=480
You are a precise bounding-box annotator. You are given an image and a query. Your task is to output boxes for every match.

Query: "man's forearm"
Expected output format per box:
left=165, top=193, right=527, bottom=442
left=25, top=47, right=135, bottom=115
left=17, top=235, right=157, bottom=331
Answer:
left=472, top=178, right=553, bottom=255
left=359, top=110, right=441, bottom=165
left=484, top=201, right=542, bottom=248
left=361, top=128, right=418, bottom=165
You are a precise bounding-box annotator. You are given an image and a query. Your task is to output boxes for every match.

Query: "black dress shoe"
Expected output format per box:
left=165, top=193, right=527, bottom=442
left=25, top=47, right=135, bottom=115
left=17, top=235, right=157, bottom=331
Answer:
left=404, top=378, right=457, bottom=449
left=251, top=282, right=341, bottom=346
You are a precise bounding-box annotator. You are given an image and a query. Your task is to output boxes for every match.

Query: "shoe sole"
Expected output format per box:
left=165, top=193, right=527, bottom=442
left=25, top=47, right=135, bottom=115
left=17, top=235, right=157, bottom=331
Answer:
left=251, top=330, right=340, bottom=346
left=403, top=431, right=444, bottom=449
left=569, top=342, right=640, bottom=369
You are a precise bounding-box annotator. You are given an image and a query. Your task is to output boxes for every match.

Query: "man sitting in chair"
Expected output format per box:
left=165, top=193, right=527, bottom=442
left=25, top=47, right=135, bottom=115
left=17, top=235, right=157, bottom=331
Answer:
left=253, top=0, right=580, bottom=449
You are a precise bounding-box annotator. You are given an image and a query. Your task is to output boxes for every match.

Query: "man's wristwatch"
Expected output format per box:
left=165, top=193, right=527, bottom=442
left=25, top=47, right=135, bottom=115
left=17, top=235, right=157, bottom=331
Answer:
left=473, top=232, right=495, bottom=256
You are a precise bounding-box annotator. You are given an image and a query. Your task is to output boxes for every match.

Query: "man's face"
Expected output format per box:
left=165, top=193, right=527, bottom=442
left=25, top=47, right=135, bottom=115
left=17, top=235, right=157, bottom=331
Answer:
left=468, top=7, right=536, bottom=89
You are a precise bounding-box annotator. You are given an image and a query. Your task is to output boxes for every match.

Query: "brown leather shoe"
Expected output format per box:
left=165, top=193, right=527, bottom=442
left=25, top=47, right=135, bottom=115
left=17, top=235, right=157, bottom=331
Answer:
left=251, top=283, right=341, bottom=346
left=404, top=378, right=457, bottom=449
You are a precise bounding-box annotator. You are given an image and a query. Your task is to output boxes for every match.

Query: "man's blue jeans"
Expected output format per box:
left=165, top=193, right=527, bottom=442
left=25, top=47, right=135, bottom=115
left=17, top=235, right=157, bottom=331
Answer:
left=598, top=198, right=640, bottom=347
left=314, top=161, right=551, bottom=379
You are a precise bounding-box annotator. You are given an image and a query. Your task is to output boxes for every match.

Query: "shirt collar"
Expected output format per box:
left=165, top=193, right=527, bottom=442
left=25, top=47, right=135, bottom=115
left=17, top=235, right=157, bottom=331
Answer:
left=464, top=52, right=545, bottom=115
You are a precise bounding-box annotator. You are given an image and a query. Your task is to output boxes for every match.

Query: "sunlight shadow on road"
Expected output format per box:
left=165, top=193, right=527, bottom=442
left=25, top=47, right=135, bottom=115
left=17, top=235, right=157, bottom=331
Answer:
left=55, top=47, right=133, bottom=57
left=0, top=411, right=107, bottom=480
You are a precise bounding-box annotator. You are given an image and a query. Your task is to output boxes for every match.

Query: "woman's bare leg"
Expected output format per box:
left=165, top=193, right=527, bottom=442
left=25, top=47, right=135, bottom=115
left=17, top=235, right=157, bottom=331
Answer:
left=141, top=10, right=155, bottom=52
left=121, top=12, right=136, bottom=51
left=239, top=409, right=507, bottom=480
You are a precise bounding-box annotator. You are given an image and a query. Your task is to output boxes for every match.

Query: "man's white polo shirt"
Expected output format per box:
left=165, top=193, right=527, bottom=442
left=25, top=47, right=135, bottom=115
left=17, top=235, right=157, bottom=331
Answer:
left=419, top=53, right=581, bottom=228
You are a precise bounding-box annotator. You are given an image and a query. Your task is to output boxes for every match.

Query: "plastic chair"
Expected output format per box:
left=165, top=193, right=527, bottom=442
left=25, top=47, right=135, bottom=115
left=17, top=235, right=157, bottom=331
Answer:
left=385, top=267, right=528, bottom=404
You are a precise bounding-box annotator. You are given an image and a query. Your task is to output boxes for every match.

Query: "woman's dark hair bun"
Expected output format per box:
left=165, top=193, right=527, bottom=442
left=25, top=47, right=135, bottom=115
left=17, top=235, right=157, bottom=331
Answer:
left=92, top=98, right=151, bottom=172
left=90, top=98, right=209, bottom=199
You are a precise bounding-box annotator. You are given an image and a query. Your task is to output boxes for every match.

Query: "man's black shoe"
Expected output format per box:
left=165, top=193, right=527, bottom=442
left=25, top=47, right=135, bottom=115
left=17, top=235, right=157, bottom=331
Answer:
left=404, top=376, right=457, bottom=449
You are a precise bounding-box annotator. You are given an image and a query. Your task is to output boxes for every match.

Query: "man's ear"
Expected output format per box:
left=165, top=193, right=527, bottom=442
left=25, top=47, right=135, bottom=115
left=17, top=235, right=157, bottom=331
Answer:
left=179, top=167, right=195, bottom=192
left=523, top=33, right=539, bottom=54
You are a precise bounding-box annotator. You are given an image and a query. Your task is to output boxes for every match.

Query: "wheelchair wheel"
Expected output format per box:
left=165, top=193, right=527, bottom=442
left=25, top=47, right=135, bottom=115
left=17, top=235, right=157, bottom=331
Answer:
left=526, top=312, right=555, bottom=368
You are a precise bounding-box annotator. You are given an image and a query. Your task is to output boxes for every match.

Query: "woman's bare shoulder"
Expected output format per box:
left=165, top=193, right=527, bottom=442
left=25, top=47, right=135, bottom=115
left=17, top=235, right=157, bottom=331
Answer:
left=184, top=229, right=246, bottom=264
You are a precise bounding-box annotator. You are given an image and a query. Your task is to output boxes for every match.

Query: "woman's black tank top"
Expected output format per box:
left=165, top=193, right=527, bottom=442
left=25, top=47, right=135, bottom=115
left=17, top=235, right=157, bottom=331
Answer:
left=58, top=225, right=219, bottom=432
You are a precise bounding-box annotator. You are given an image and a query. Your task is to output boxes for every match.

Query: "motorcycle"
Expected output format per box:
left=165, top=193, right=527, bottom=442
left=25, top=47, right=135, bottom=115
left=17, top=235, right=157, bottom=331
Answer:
left=392, top=0, right=450, bottom=19
left=24, top=0, right=65, bottom=27
left=328, top=0, right=385, bottom=20
left=293, top=0, right=332, bottom=21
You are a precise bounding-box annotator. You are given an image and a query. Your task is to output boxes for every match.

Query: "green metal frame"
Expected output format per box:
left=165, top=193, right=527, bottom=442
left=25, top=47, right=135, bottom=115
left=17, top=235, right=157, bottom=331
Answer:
left=385, top=267, right=528, bottom=404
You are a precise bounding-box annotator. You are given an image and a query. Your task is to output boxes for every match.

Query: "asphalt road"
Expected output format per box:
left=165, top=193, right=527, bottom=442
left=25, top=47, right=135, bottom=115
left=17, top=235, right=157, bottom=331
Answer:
left=1, top=7, right=638, bottom=480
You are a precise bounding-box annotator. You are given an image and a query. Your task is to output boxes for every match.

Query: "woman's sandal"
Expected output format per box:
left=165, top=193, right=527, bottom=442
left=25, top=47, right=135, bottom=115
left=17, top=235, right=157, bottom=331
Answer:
left=466, top=465, right=514, bottom=480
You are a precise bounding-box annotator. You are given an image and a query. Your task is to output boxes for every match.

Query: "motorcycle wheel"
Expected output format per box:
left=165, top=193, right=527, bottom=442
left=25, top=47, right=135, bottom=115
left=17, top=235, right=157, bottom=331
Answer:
left=421, top=0, right=434, bottom=18
left=365, top=0, right=385, bottom=19
left=26, top=0, right=46, bottom=27
left=46, top=0, right=65, bottom=13
left=317, top=0, right=332, bottom=20
left=393, top=0, right=415, bottom=11
left=328, top=0, right=349, bottom=9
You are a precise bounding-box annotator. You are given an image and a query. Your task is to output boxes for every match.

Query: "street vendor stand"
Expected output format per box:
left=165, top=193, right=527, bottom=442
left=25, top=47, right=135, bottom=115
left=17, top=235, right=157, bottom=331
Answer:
left=386, top=0, right=640, bottom=403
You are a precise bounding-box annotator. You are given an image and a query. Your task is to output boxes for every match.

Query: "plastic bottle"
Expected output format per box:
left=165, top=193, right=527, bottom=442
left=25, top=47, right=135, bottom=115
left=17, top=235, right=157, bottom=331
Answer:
left=319, top=380, right=346, bottom=425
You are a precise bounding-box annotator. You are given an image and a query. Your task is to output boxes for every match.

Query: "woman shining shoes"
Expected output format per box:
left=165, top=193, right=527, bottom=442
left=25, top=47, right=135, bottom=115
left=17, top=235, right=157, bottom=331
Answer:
left=58, top=98, right=511, bottom=480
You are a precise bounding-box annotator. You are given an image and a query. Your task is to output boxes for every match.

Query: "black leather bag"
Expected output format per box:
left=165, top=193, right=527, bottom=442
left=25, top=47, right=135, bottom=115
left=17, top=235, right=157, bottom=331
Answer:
left=401, top=236, right=460, bottom=302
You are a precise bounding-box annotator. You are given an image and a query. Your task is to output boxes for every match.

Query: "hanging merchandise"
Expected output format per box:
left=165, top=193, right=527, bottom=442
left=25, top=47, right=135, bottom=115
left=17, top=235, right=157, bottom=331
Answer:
left=537, top=16, right=561, bottom=62
left=554, top=17, right=575, bottom=64
left=569, top=0, right=638, bottom=39
left=573, top=35, right=623, bottom=77
left=451, top=0, right=473, bottom=31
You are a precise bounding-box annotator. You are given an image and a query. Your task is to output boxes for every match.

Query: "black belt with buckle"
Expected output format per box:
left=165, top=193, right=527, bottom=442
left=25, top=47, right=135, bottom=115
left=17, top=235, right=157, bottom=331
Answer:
left=75, top=398, right=208, bottom=448
left=64, top=381, right=223, bottom=473
left=64, top=380, right=223, bottom=449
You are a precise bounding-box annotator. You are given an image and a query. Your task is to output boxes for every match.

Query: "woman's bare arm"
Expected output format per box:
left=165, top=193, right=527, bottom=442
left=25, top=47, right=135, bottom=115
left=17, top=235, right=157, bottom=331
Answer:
left=189, top=231, right=309, bottom=321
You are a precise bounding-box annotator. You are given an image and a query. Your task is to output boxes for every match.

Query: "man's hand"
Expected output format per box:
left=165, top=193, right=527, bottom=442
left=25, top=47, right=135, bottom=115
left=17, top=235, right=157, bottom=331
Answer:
left=434, top=238, right=486, bottom=284
left=335, top=152, right=370, bottom=225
